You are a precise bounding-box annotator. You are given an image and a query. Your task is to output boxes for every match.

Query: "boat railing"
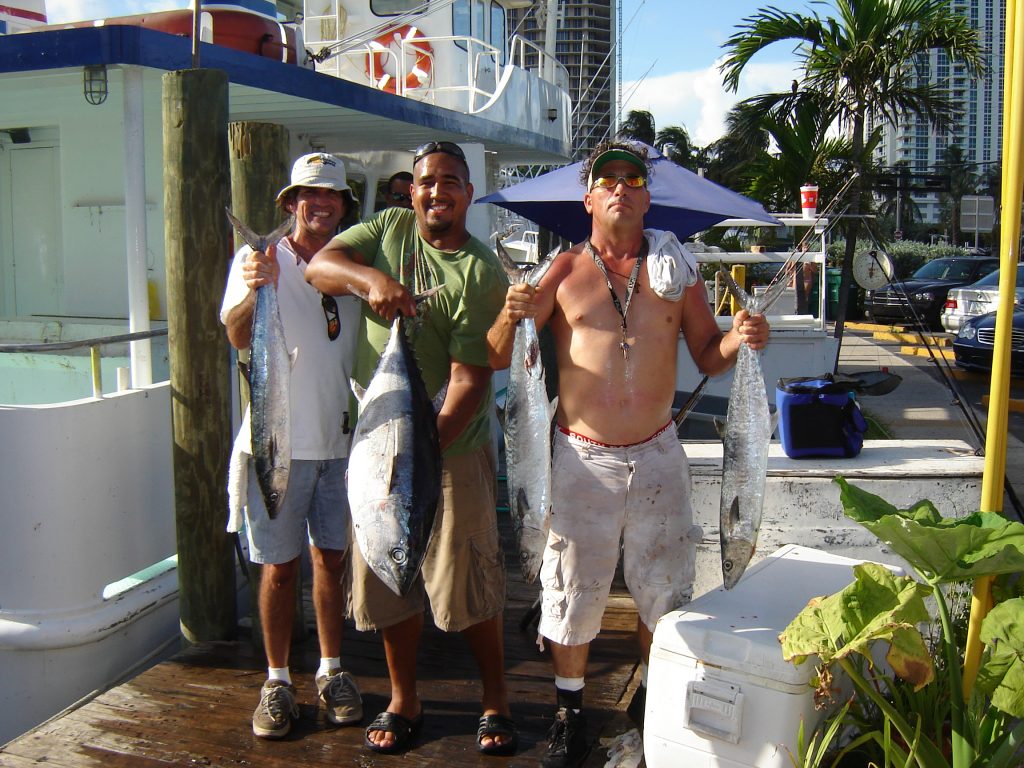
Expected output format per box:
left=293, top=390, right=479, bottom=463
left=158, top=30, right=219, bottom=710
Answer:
left=0, top=327, right=169, bottom=399
left=336, top=32, right=569, bottom=112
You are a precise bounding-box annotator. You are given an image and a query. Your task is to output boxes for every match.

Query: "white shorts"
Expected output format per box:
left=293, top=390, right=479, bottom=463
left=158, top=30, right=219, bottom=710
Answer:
left=538, top=425, right=702, bottom=646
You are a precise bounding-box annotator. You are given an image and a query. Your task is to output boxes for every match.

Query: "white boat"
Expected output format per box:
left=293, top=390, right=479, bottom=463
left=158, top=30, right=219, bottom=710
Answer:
left=501, top=228, right=539, bottom=263
left=0, top=0, right=571, bottom=744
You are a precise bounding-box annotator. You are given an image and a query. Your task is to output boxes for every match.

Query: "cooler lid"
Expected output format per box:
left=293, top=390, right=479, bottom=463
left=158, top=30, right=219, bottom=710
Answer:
left=653, top=545, right=885, bottom=687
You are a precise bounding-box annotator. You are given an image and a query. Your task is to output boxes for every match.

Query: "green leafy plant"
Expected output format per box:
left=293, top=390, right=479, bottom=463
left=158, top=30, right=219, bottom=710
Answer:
left=780, top=478, right=1024, bottom=768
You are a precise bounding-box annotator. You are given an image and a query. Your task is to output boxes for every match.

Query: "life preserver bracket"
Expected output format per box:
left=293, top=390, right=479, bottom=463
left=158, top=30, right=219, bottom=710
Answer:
left=365, top=24, right=433, bottom=94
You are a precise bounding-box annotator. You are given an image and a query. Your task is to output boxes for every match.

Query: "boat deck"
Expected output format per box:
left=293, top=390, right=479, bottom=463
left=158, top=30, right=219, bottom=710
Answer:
left=1, top=514, right=643, bottom=767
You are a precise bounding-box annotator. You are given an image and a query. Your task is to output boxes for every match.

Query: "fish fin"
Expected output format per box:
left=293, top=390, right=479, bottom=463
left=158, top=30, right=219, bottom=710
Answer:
left=547, top=395, right=559, bottom=422
left=494, top=239, right=526, bottom=282
left=264, top=216, right=295, bottom=249
left=526, top=247, right=560, bottom=287
left=729, top=496, right=741, bottom=524
left=717, top=269, right=752, bottom=310
left=289, top=347, right=298, bottom=369
left=495, top=403, right=506, bottom=429
left=432, top=380, right=450, bottom=414
left=345, top=283, right=370, bottom=302
left=414, top=284, right=445, bottom=305
left=770, top=409, right=780, bottom=437
left=225, top=208, right=263, bottom=252
left=350, top=378, right=366, bottom=405
left=237, top=359, right=250, bottom=383
left=712, top=416, right=727, bottom=440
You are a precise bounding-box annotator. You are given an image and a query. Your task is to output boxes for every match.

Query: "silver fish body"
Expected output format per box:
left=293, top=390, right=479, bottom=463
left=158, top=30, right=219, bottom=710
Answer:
left=494, top=244, right=559, bottom=582
left=224, top=209, right=295, bottom=520
left=504, top=316, right=557, bottom=582
left=718, top=270, right=772, bottom=589
left=347, top=315, right=442, bottom=597
left=250, top=284, right=292, bottom=518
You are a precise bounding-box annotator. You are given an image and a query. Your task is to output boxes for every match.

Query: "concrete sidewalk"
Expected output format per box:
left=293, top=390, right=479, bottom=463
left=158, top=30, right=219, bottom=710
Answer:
left=835, top=330, right=1024, bottom=506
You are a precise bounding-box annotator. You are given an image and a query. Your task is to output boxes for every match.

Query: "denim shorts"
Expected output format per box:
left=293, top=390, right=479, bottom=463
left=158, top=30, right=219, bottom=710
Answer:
left=538, top=426, right=702, bottom=646
left=244, top=457, right=350, bottom=564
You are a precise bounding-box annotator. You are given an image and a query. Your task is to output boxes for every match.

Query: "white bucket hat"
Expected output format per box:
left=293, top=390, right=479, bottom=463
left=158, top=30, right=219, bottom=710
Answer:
left=276, top=152, right=358, bottom=204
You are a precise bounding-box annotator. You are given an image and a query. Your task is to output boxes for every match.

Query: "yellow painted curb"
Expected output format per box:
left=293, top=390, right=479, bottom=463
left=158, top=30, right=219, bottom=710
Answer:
left=899, top=346, right=956, bottom=360
left=982, top=395, right=1024, bottom=412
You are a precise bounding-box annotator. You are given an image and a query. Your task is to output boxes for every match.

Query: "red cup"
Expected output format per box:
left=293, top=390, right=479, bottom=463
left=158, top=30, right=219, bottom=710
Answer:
left=800, top=184, right=818, bottom=219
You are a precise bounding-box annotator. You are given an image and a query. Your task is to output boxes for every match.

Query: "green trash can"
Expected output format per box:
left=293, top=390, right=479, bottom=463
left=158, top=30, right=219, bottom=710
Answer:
left=826, top=268, right=842, bottom=320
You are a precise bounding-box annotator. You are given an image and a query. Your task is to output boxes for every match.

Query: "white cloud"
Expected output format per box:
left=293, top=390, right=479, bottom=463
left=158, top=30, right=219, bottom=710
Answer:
left=46, top=0, right=185, bottom=24
left=622, top=59, right=801, bottom=147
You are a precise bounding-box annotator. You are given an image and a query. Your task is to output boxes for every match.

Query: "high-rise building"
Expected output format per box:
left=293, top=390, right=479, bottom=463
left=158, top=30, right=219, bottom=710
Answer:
left=509, top=0, right=617, bottom=159
left=871, top=0, right=1004, bottom=226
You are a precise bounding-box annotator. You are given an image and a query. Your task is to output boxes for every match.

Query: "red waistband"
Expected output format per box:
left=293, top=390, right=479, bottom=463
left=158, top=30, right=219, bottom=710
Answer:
left=556, top=420, right=674, bottom=448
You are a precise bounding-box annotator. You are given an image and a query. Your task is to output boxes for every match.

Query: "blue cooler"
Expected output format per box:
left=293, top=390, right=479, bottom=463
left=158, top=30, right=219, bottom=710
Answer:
left=776, top=376, right=867, bottom=458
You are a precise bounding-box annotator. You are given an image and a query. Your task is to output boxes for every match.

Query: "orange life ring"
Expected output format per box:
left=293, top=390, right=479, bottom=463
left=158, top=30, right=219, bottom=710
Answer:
left=365, top=24, right=432, bottom=94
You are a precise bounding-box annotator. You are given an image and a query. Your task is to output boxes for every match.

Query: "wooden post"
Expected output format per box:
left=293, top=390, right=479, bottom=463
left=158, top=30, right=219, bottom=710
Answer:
left=226, top=122, right=307, bottom=647
left=163, top=68, right=236, bottom=642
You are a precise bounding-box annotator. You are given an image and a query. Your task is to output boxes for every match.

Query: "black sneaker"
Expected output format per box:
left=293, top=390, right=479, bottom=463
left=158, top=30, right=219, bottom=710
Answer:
left=541, top=707, right=589, bottom=768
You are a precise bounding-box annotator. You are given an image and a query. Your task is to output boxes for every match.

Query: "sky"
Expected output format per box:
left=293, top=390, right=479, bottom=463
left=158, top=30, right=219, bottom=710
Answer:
left=43, top=0, right=809, bottom=147
left=620, top=0, right=806, bottom=146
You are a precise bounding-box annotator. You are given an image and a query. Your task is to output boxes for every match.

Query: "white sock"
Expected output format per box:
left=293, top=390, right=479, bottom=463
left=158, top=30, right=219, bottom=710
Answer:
left=640, top=661, right=648, bottom=688
left=554, top=675, right=585, bottom=692
left=267, top=666, right=292, bottom=685
left=318, top=657, right=341, bottom=678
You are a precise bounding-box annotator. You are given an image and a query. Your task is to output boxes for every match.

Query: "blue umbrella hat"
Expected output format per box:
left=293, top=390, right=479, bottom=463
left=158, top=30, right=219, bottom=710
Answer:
left=476, top=142, right=778, bottom=243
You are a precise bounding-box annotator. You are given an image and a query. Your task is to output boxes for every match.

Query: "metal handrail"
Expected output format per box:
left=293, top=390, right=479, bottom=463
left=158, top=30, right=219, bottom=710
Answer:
left=0, top=328, right=168, bottom=399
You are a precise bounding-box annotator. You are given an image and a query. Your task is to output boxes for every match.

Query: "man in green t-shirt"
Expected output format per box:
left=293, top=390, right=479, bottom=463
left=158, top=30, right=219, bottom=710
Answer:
left=306, top=141, right=516, bottom=757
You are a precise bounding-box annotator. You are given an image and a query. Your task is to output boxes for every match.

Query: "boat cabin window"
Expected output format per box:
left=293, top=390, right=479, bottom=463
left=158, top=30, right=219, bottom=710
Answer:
left=370, top=0, right=425, bottom=15
left=489, top=1, right=506, bottom=63
left=453, top=0, right=469, bottom=49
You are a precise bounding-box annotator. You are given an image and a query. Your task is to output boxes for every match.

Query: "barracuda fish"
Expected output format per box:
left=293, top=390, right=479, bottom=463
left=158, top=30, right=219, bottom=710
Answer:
left=717, top=269, right=777, bottom=589
left=225, top=209, right=295, bottom=519
left=494, top=242, right=558, bottom=582
left=347, top=287, right=444, bottom=597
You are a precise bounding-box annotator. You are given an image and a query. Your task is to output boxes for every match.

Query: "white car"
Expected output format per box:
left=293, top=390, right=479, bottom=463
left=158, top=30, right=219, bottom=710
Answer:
left=941, top=263, right=1024, bottom=333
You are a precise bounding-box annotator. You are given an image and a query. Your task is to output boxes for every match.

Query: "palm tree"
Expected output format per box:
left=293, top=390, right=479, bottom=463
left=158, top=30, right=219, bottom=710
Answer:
left=655, top=125, right=696, bottom=170
left=618, top=109, right=656, bottom=146
left=939, top=144, right=978, bottom=247
left=721, top=0, right=983, bottom=343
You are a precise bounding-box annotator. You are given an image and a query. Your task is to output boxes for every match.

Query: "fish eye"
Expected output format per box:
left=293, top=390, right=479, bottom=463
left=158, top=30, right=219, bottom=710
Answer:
left=390, top=548, right=407, bottom=564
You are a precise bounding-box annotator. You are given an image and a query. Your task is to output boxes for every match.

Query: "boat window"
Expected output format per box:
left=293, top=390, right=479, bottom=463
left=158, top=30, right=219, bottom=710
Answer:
left=453, top=0, right=469, bottom=50
left=473, top=0, right=485, bottom=41
left=371, top=0, right=424, bottom=15
left=490, top=1, right=505, bottom=64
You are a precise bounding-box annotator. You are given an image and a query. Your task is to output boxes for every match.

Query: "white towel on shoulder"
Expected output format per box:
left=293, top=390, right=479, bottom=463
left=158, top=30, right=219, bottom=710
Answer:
left=644, top=228, right=699, bottom=302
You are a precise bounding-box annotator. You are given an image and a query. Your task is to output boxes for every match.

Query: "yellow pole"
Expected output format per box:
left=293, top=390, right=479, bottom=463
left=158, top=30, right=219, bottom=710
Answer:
left=962, top=0, right=1024, bottom=699
left=90, top=345, right=103, bottom=398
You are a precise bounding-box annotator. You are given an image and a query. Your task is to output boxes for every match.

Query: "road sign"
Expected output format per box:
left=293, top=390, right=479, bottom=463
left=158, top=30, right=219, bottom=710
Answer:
left=961, top=195, right=995, bottom=233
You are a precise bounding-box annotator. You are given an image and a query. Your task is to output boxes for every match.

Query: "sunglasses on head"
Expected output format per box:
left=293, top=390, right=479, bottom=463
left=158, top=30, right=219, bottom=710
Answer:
left=413, top=140, right=466, bottom=167
left=321, top=294, right=340, bottom=341
left=591, top=174, right=647, bottom=190
left=388, top=192, right=412, bottom=202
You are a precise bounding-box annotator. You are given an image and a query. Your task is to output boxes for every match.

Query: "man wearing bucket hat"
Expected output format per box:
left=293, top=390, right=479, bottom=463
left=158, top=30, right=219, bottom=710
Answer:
left=487, top=140, right=769, bottom=767
left=221, top=152, right=363, bottom=740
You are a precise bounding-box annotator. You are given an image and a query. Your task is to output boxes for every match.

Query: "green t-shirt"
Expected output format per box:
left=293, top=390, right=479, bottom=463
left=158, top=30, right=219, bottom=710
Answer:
left=333, top=208, right=508, bottom=456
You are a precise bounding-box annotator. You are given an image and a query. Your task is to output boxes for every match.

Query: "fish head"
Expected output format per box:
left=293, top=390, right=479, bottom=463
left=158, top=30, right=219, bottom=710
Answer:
left=720, top=538, right=755, bottom=590
left=257, top=467, right=289, bottom=519
left=354, top=498, right=420, bottom=597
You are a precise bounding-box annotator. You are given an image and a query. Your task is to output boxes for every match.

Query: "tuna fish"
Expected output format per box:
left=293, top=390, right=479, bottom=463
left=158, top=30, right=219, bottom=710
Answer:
left=347, top=288, right=444, bottom=597
left=225, top=210, right=295, bottom=519
left=717, top=269, right=778, bottom=589
left=494, top=242, right=559, bottom=582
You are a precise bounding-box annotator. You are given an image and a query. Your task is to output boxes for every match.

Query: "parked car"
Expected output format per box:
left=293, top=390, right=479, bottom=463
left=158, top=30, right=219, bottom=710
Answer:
left=952, top=308, right=1024, bottom=374
left=941, top=263, right=1024, bottom=333
left=864, top=256, right=1000, bottom=330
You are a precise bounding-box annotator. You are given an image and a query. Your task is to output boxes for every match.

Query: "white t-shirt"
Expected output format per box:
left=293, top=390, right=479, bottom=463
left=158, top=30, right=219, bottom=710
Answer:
left=220, top=238, right=360, bottom=460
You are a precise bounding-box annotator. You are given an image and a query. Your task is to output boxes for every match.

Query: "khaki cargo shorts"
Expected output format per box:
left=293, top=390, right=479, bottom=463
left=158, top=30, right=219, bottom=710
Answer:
left=348, top=443, right=506, bottom=633
left=538, top=425, right=702, bottom=646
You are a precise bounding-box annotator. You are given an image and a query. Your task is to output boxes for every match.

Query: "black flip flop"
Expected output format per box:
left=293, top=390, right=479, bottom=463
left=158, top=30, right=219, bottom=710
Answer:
left=364, top=710, right=424, bottom=754
left=477, top=713, right=519, bottom=756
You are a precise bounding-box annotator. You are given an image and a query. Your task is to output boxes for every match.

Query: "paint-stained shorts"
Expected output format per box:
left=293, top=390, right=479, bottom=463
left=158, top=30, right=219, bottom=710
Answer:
left=347, top=443, right=506, bottom=633
left=245, top=457, right=351, bottom=564
left=538, top=426, right=703, bottom=647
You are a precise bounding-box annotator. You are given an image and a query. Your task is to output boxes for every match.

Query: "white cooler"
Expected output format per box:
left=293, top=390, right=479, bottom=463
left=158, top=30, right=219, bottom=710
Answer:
left=645, top=545, right=874, bottom=768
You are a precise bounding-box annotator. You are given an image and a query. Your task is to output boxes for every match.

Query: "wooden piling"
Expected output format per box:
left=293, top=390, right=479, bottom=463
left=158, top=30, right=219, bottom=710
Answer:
left=163, top=68, right=236, bottom=642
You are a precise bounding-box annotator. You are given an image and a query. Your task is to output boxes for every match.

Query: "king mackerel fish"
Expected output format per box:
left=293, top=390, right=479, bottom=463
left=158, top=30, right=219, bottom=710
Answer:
left=495, top=242, right=558, bottom=582
left=225, top=209, right=295, bottom=519
left=347, top=287, right=445, bottom=597
left=717, top=269, right=776, bottom=589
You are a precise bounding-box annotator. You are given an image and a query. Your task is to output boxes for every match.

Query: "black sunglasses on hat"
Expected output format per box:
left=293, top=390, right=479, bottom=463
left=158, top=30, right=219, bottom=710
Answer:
left=413, top=140, right=466, bottom=167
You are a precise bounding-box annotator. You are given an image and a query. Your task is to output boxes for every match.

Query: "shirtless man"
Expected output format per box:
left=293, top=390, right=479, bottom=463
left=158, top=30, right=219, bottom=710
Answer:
left=486, top=140, right=769, bottom=767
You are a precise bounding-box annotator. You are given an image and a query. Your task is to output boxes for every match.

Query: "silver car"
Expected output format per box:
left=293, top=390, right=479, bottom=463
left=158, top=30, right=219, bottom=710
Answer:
left=941, top=263, right=1024, bottom=333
